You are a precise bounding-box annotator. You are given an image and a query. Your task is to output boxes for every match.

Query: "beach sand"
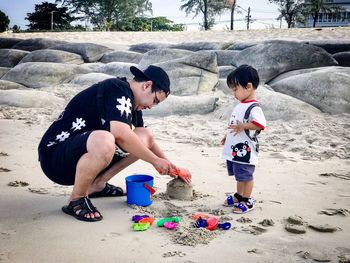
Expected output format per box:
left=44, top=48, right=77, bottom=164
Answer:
left=0, top=28, right=350, bottom=262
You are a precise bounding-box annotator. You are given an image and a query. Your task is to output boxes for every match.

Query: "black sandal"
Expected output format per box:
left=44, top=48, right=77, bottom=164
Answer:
left=89, top=183, right=125, bottom=198
left=62, top=196, right=103, bottom=222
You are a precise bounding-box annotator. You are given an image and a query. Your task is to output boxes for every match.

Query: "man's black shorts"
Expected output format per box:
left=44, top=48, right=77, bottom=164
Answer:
left=39, top=131, right=123, bottom=185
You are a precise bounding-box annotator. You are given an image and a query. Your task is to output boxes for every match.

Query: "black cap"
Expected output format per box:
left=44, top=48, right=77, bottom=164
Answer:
left=130, top=65, right=170, bottom=95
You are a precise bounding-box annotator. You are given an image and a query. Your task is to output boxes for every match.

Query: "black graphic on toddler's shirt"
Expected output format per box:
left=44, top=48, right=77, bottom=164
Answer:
left=231, top=141, right=251, bottom=163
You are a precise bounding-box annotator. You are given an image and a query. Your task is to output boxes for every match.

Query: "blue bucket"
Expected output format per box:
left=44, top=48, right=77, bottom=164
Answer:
left=125, top=174, right=155, bottom=206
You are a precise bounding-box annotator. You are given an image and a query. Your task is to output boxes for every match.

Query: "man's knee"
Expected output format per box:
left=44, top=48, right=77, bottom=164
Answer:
left=88, top=131, right=115, bottom=161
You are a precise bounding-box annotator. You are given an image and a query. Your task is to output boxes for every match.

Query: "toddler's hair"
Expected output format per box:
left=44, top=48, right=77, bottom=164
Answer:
left=226, top=65, right=260, bottom=89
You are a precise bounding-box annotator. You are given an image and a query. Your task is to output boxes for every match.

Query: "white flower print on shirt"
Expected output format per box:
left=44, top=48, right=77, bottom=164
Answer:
left=71, top=117, right=86, bottom=132
left=47, top=141, right=56, bottom=147
left=116, top=96, right=132, bottom=118
left=56, top=131, right=70, bottom=142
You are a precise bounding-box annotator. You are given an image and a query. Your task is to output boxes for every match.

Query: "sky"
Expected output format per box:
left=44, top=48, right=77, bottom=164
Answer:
left=0, top=0, right=286, bottom=30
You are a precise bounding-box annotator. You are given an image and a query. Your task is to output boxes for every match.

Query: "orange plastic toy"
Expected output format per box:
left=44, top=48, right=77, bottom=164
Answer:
left=156, top=167, right=192, bottom=184
left=139, top=217, right=155, bottom=225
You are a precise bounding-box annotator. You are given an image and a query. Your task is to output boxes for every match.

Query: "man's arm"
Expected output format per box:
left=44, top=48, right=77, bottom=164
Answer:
left=110, top=121, right=173, bottom=173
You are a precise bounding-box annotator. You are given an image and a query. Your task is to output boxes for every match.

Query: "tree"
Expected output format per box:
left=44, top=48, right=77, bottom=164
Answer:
left=301, top=0, right=344, bottom=27
left=57, top=0, right=152, bottom=31
left=26, top=2, right=75, bottom=30
left=180, top=0, right=225, bottom=30
left=269, top=0, right=304, bottom=28
left=129, top=16, right=184, bottom=31
left=0, top=10, right=10, bottom=32
left=12, top=25, right=21, bottom=33
left=224, top=0, right=237, bottom=30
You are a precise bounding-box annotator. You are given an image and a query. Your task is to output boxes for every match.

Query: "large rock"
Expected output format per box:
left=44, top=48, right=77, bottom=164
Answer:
left=197, top=50, right=240, bottom=66
left=0, top=37, right=24, bottom=49
left=11, top=38, right=67, bottom=51
left=144, top=94, right=218, bottom=116
left=0, top=89, right=64, bottom=108
left=170, top=41, right=228, bottom=51
left=155, top=52, right=218, bottom=95
left=268, top=66, right=350, bottom=114
left=215, top=83, right=321, bottom=121
left=226, top=41, right=259, bottom=51
left=0, top=80, right=27, bottom=90
left=69, top=73, right=114, bottom=86
left=234, top=40, right=338, bottom=82
left=138, top=48, right=193, bottom=69
left=49, top=42, right=112, bottom=62
left=19, top=49, right=84, bottom=64
left=92, top=62, right=136, bottom=78
left=333, top=52, right=350, bottom=67
left=307, top=40, right=350, bottom=54
left=0, top=49, right=29, bottom=67
left=2, top=62, right=91, bottom=89
left=0, top=67, right=10, bottom=78
left=129, top=42, right=172, bottom=53
left=100, top=50, right=143, bottom=64
left=219, top=65, right=236, bottom=78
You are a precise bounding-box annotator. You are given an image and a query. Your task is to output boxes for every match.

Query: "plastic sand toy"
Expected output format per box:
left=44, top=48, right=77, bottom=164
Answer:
left=139, top=217, right=155, bottom=225
left=156, top=217, right=181, bottom=227
left=193, top=217, right=208, bottom=228
left=206, top=217, right=219, bottom=231
left=218, top=222, right=232, bottom=230
left=157, top=167, right=192, bottom=184
left=192, top=213, right=209, bottom=220
left=132, top=222, right=150, bottom=231
left=164, top=222, right=178, bottom=230
left=132, top=214, right=149, bottom=223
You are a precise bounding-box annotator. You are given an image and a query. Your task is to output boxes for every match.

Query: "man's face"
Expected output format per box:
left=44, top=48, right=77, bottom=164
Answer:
left=135, top=81, right=167, bottom=110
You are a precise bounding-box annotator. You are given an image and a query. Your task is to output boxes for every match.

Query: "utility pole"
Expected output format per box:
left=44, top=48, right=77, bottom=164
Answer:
left=50, top=11, right=57, bottom=30
left=246, top=7, right=251, bottom=30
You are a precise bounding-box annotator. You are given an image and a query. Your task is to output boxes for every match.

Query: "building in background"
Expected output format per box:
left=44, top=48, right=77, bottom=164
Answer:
left=300, top=0, right=350, bottom=27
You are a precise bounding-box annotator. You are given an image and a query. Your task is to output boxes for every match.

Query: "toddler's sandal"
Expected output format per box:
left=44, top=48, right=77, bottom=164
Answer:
left=232, top=202, right=254, bottom=214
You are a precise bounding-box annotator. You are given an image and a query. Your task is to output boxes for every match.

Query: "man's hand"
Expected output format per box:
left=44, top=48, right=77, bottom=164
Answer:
left=153, top=158, right=176, bottom=175
left=228, top=120, right=245, bottom=136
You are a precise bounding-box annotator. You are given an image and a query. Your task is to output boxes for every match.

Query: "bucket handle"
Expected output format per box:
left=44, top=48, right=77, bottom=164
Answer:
left=144, top=183, right=156, bottom=195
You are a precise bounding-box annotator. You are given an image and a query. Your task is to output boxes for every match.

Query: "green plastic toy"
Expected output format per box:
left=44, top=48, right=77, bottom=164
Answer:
left=156, top=217, right=181, bottom=227
left=132, top=222, right=150, bottom=231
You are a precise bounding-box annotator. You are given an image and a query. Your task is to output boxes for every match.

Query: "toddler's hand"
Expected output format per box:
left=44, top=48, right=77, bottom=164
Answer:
left=228, top=120, right=245, bottom=136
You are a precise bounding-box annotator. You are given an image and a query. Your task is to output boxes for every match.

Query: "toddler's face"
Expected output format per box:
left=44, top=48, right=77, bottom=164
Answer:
left=229, top=84, right=253, bottom=102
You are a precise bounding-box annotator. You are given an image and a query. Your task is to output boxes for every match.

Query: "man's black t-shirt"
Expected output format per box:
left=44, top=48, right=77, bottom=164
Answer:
left=38, top=77, right=143, bottom=154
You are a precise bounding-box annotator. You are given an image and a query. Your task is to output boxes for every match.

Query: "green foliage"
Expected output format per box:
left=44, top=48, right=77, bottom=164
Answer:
left=269, top=0, right=304, bottom=28
left=25, top=2, right=76, bottom=30
left=12, top=25, right=21, bottom=33
left=180, top=0, right=225, bottom=30
left=301, top=0, right=345, bottom=27
left=128, top=16, right=185, bottom=31
left=57, top=0, right=152, bottom=31
left=0, top=9, right=10, bottom=32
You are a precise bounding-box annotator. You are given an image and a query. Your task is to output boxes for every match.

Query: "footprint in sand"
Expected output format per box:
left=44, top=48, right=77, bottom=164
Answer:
left=284, top=215, right=307, bottom=234
left=319, top=172, right=350, bottom=180
left=8, top=181, right=29, bottom=187
left=308, top=224, right=340, bottom=233
left=0, top=152, right=9, bottom=156
left=297, top=251, right=331, bottom=262
left=28, top=187, right=49, bottom=194
left=236, top=216, right=252, bottom=223
left=162, top=251, right=186, bottom=258
left=319, top=208, right=350, bottom=216
left=0, top=167, right=11, bottom=172
left=241, top=225, right=267, bottom=235
left=258, top=219, right=275, bottom=227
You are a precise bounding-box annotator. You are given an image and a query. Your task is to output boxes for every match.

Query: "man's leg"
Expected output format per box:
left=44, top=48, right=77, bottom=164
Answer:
left=88, top=127, right=157, bottom=194
left=70, top=130, right=115, bottom=218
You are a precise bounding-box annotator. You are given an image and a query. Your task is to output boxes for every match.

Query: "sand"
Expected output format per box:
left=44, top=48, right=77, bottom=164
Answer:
left=0, top=28, right=350, bottom=262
